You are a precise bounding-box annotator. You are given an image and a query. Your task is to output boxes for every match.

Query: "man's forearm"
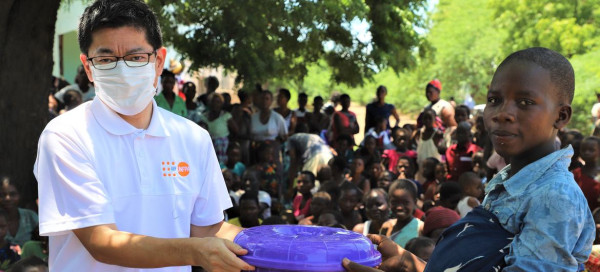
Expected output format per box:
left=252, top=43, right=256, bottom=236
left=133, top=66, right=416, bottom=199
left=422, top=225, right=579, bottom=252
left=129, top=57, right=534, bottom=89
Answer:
left=73, top=224, right=201, bottom=268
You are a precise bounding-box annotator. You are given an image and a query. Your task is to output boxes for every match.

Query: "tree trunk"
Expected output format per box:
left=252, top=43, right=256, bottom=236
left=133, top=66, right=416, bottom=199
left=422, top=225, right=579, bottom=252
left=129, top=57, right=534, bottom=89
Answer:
left=0, top=0, right=61, bottom=208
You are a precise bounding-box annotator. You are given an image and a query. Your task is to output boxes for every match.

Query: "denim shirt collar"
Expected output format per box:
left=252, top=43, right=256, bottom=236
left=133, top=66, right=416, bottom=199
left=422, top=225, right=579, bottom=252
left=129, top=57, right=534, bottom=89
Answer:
left=485, top=145, right=573, bottom=196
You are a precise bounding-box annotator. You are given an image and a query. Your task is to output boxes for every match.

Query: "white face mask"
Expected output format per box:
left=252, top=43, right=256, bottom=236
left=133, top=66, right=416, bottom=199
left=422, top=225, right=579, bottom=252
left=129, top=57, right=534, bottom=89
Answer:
left=91, top=62, right=157, bottom=116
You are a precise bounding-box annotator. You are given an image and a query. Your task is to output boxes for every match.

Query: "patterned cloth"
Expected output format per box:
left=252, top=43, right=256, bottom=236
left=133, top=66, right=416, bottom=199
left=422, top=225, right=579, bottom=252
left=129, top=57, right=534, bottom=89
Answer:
left=481, top=146, right=595, bottom=271
left=425, top=206, right=514, bottom=272
left=213, top=137, right=229, bottom=164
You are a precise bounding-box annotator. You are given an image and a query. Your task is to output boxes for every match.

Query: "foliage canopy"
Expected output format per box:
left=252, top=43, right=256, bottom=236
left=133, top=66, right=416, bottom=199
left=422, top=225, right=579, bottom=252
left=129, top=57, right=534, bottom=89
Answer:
left=148, top=0, right=427, bottom=87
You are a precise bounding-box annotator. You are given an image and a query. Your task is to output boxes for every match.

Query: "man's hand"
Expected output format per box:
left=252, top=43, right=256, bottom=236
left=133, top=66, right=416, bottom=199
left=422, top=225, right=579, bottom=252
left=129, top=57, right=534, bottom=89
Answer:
left=193, top=237, right=254, bottom=271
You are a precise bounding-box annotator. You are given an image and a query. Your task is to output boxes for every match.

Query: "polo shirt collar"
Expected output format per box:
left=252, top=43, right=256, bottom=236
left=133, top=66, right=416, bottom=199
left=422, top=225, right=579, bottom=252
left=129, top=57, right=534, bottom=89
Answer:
left=91, top=97, right=170, bottom=137
left=485, top=145, right=573, bottom=196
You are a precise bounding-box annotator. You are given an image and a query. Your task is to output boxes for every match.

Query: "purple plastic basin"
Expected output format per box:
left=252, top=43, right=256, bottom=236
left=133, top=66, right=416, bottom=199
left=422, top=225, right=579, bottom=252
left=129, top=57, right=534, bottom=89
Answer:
left=234, top=225, right=381, bottom=272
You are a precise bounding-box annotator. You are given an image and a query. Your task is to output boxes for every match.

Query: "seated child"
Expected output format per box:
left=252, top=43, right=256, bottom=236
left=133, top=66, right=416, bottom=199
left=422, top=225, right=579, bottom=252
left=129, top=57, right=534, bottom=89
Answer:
left=338, top=182, right=363, bottom=230
left=382, top=179, right=423, bottom=247
left=457, top=171, right=483, bottom=217
left=251, top=142, right=280, bottom=198
left=376, top=171, right=394, bottom=193
left=383, top=127, right=417, bottom=175
left=219, top=142, right=246, bottom=177
left=420, top=157, right=440, bottom=201
left=426, top=47, right=595, bottom=271
left=227, top=191, right=262, bottom=228
left=241, top=169, right=272, bottom=219
left=317, top=209, right=346, bottom=229
left=0, top=211, right=19, bottom=269
left=292, top=171, right=316, bottom=221
left=572, top=136, right=600, bottom=211
left=298, top=191, right=331, bottom=225
left=438, top=182, right=463, bottom=211
left=363, top=116, right=394, bottom=150
left=353, top=189, right=394, bottom=235
left=405, top=237, right=436, bottom=262
left=445, top=121, right=482, bottom=181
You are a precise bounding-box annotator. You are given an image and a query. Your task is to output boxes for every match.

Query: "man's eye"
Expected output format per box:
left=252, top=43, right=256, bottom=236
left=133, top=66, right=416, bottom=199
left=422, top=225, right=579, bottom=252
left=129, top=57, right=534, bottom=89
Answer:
left=518, top=100, right=534, bottom=106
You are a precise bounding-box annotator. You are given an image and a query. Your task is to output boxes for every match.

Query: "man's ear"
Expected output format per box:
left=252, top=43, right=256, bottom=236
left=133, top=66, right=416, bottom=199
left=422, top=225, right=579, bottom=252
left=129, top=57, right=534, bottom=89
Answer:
left=554, top=104, right=572, bottom=129
left=80, top=54, right=94, bottom=83
left=154, top=47, right=167, bottom=87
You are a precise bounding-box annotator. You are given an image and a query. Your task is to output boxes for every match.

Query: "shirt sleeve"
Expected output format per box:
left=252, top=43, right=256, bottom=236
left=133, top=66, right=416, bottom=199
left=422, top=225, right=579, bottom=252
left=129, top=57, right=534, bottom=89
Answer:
left=276, top=114, right=288, bottom=137
left=34, top=131, right=115, bottom=236
left=191, top=132, right=232, bottom=226
left=504, top=180, right=595, bottom=271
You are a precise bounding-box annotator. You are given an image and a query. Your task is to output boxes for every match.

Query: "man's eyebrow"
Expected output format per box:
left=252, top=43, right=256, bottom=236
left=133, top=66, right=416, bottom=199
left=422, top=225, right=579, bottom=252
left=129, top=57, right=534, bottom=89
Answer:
left=94, top=47, right=114, bottom=55
left=93, top=47, right=148, bottom=55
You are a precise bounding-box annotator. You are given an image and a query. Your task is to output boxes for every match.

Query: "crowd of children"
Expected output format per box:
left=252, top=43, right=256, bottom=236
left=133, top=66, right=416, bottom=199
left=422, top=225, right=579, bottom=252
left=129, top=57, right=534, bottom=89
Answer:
left=42, top=47, right=600, bottom=271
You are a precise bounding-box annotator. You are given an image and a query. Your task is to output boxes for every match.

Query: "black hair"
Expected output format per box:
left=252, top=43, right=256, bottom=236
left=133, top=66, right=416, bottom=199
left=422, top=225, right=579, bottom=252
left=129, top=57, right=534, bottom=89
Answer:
left=340, top=181, right=362, bottom=196
left=329, top=156, right=349, bottom=173
left=161, top=69, right=175, bottom=80
left=182, top=81, right=196, bottom=94
left=439, top=182, right=462, bottom=202
left=239, top=190, right=260, bottom=207
left=495, top=47, right=575, bottom=104
left=314, top=96, right=324, bottom=103
left=458, top=171, right=480, bottom=190
left=278, top=88, right=291, bottom=100
left=262, top=89, right=273, bottom=99
left=298, top=93, right=308, bottom=99
left=376, top=85, right=387, bottom=95
left=456, top=104, right=470, bottom=117
left=340, top=94, right=350, bottom=101
left=206, top=76, right=220, bottom=93
left=300, top=171, right=316, bottom=185
left=388, top=179, right=418, bottom=202
left=582, top=136, right=600, bottom=148
left=405, top=237, right=435, bottom=256
left=78, top=0, right=162, bottom=55
left=6, top=256, right=47, bottom=272
left=363, top=188, right=388, bottom=204
left=238, top=90, right=249, bottom=103
left=319, top=209, right=345, bottom=225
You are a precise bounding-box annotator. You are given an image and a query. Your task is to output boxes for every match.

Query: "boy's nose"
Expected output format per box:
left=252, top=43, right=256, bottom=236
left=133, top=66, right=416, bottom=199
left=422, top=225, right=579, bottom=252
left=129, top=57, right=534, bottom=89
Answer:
left=491, top=104, right=516, bottom=123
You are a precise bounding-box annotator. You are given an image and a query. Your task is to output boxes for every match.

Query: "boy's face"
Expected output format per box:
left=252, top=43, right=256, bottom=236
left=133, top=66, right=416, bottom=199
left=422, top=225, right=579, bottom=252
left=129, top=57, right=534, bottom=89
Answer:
left=239, top=199, right=260, bottom=221
left=393, top=130, right=408, bottom=149
left=484, top=61, right=569, bottom=161
left=580, top=139, right=599, bottom=163
left=454, top=109, right=469, bottom=124
left=365, top=191, right=389, bottom=222
left=389, top=188, right=415, bottom=222
left=296, top=174, right=314, bottom=194
left=338, top=189, right=360, bottom=213
left=309, top=197, right=330, bottom=217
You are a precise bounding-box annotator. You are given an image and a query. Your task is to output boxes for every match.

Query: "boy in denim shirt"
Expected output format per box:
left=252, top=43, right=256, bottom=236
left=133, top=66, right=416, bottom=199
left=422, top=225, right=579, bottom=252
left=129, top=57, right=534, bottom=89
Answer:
left=344, top=47, right=595, bottom=272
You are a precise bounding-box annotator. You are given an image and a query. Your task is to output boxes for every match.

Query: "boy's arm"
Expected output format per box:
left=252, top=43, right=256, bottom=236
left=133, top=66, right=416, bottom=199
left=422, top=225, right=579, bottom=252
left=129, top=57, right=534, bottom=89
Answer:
left=504, top=184, right=595, bottom=271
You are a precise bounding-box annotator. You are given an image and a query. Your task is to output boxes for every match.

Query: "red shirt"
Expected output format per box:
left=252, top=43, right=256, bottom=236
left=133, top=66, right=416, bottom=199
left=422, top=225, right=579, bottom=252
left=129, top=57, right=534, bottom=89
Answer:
left=382, top=149, right=417, bottom=174
left=293, top=194, right=312, bottom=218
left=573, top=167, right=600, bottom=211
left=445, top=142, right=482, bottom=182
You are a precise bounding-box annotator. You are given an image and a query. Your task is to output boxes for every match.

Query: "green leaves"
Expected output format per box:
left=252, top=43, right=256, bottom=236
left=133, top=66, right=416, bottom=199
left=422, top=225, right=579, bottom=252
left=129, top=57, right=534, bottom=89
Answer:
left=148, top=0, right=426, bottom=87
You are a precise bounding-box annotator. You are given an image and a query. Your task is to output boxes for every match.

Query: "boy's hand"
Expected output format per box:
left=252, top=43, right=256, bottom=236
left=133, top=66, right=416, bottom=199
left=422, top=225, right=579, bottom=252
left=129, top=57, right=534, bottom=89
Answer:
left=343, top=235, right=425, bottom=272
left=195, top=237, right=255, bottom=271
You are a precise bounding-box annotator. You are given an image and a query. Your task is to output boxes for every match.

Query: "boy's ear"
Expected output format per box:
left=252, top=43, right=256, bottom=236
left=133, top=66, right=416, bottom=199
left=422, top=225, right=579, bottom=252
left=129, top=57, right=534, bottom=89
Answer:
left=554, top=105, right=572, bottom=129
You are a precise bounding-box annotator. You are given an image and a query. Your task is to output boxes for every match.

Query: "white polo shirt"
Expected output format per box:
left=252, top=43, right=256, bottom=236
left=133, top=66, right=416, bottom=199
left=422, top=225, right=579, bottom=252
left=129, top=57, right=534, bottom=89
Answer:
left=34, top=97, right=232, bottom=271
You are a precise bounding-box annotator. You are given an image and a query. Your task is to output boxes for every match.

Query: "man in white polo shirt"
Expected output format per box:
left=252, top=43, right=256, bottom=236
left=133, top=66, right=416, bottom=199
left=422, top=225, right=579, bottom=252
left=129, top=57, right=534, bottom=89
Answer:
left=33, top=0, right=253, bottom=271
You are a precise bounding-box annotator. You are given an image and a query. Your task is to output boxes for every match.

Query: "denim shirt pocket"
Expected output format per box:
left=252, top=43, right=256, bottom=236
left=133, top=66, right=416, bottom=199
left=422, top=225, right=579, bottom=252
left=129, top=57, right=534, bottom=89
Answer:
left=491, top=206, right=517, bottom=234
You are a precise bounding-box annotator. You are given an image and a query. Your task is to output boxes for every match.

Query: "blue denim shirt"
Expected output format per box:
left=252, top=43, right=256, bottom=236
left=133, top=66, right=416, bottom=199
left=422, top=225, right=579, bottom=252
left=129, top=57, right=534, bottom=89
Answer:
left=482, top=146, right=595, bottom=271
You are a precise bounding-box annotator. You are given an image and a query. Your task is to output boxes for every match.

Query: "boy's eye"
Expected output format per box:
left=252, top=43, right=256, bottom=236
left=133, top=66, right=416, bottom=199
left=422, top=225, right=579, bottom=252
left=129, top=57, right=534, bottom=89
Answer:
left=518, top=100, right=534, bottom=106
left=487, top=97, right=498, bottom=104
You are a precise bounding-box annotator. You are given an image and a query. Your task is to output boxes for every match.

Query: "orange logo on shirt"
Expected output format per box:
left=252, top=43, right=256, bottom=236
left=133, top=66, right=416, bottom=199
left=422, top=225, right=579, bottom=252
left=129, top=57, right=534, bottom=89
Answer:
left=161, top=161, right=190, bottom=177
left=178, top=162, right=190, bottom=177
